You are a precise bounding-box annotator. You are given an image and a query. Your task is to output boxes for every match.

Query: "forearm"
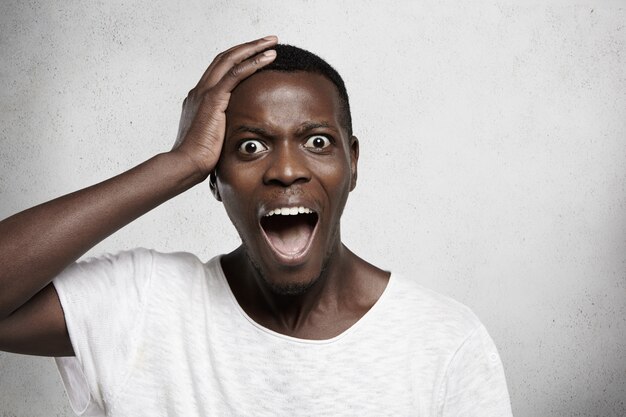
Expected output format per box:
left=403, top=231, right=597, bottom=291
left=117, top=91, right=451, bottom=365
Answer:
left=0, top=150, right=204, bottom=319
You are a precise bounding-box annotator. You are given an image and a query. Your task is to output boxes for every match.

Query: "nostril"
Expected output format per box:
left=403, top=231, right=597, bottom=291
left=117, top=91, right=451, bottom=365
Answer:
left=263, top=159, right=311, bottom=186
left=265, top=176, right=310, bottom=187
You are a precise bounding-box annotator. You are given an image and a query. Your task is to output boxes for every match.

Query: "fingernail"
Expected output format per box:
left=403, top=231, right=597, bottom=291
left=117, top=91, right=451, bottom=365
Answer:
left=263, top=35, right=278, bottom=41
left=263, top=50, right=276, bottom=57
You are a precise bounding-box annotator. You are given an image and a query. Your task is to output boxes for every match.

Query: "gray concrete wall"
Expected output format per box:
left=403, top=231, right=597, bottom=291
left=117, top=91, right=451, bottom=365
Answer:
left=1, top=1, right=625, bottom=416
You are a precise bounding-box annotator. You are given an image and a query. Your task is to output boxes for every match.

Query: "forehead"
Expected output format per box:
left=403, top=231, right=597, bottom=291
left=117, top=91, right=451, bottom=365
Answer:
left=226, top=71, right=343, bottom=132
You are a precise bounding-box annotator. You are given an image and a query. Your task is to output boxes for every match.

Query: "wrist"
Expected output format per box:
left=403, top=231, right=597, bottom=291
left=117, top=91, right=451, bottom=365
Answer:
left=159, top=150, right=210, bottom=190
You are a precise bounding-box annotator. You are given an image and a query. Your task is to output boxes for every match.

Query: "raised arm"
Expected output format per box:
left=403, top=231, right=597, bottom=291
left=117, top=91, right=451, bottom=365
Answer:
left=0, top=36, right=278, bottom=356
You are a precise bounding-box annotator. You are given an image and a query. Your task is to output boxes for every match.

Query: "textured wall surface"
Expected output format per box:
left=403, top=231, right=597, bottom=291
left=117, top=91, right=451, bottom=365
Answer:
left=1, top=1, right=625, bottom=416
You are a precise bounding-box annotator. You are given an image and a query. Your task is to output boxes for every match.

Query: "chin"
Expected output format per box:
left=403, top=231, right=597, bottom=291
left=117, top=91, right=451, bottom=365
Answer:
left=242, top=241, right=329, bottom=297
left=264, top=277, right=318, bottom=296
left=255, top=259, right=324, bottom=297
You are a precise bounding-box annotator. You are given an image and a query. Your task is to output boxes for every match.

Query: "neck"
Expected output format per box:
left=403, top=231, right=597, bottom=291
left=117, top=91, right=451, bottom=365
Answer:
left=221, top=238, right=390, bottom=340
left=256, top=245, right=348, bottom=331
left=222, top=242, right=354, bottom=337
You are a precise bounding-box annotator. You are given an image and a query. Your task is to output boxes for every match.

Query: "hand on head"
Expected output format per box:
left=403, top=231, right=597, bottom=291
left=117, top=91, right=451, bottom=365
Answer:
left=172, top=36, right=278, bottom=178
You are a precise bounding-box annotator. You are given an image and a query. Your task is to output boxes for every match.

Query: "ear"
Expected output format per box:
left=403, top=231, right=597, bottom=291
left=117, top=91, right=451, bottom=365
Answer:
left=209, top=171, right=222, bottom=202
left=349, top=136, right=359, bottom=191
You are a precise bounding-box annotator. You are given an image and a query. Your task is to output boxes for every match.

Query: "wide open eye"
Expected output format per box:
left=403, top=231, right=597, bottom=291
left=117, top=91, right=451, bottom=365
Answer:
left=238, top=139, right=268, bottom=155
left=303, top=135, right=331, bottom=151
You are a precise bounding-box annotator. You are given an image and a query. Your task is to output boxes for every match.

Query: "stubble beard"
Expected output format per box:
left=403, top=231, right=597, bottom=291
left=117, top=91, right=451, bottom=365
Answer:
left=243, top=247, right=328, bottom=296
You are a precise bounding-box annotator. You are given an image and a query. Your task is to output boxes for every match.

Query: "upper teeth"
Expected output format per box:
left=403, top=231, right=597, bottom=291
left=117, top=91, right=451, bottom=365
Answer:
left=265, top=206, right=314, bottom=216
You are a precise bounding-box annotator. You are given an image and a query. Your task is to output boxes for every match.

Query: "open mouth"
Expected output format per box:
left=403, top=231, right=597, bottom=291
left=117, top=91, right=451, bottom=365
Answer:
left=260, top=206, right=319, bottom=260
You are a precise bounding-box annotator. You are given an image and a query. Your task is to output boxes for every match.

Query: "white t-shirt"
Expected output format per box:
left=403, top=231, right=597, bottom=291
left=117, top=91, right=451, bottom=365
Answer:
left=53, top=248, right=513, bottom=416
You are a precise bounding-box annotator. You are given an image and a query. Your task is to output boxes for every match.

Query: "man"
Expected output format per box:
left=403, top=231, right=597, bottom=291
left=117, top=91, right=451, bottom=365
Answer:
left=0, top=36, right=512, bottom=416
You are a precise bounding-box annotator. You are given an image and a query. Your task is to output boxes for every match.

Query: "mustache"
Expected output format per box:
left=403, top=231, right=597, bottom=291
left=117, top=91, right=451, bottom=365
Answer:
left=268, top=187, right=305, bottom=198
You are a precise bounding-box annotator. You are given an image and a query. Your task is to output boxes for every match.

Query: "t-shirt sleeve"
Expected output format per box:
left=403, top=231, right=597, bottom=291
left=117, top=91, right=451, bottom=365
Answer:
left=52, top=248, right=154, bottom=415
left=440, top=324, right=513, bottom=417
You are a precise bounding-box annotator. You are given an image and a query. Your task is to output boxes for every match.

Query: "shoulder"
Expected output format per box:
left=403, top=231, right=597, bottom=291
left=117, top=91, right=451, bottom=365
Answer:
left=55, top=248, right=213, bottom=289
left=145, top=249, right=219, bottom=285
left=143, top=251, right=227, bottom=302
left=383, top=274, right=484, bottom=347
left=79, top=247, right=205, bottom=264
left=67, top=247, right=156, bottom=271
left=149, top=248, right=206, bottom=269
left=53, top=248, right=157, bottom=296
left=389, top=274, right=481, bottom=327
left=378, top=274, right=512, bottom=414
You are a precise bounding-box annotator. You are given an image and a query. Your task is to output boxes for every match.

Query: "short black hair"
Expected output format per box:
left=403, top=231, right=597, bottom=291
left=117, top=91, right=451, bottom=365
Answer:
left=259, top=44, right=353, bottom=136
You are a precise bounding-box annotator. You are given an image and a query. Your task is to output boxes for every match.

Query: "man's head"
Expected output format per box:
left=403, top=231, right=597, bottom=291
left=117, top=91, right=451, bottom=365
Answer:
left=215, top=44, right=358, bottom=295
left=258, top=44, right=352, bottom=137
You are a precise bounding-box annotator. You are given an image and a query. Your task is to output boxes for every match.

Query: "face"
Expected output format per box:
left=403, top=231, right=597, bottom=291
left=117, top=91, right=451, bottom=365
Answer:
left=215, top=71, right=358, bottom=294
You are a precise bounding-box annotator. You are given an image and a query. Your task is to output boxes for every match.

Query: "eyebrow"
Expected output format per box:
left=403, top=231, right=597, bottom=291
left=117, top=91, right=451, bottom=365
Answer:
left=233, top=125, right=273, bottom=137
left=296, top=121, right=338, bottom=135
left=232, top=121, right=338, bottom=137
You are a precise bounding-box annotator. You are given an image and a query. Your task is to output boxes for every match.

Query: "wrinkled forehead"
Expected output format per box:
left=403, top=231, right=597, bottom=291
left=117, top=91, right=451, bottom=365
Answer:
left=226, top=71, right=345, bottom=133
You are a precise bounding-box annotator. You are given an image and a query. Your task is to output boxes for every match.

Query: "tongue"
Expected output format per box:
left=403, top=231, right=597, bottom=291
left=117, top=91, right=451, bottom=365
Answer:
left=263, top=215, right=313, bottom=255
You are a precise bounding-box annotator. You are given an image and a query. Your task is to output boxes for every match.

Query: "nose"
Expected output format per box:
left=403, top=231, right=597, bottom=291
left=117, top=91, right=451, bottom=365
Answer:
left=262, top=141, right=311, bottom=187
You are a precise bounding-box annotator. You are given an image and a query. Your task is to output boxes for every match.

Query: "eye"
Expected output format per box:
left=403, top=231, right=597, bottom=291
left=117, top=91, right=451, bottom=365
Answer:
left=303, top=135, right=331, bottom=151
left=238, top=139, right=268, bottom=155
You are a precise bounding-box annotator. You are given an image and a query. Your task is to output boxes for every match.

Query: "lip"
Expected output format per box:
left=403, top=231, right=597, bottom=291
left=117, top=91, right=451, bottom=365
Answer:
left=259, top=198, right=318, bottom=217
left=258, top=204, right=320, bottom=266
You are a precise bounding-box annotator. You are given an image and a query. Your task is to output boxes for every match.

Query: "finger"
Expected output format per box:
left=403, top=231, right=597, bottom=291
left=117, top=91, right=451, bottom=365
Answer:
left=197, top=36, right=278, bottom=90
left=202, top=36, right=277, bottom=86
left=212, top=49, right=277, bottom=94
